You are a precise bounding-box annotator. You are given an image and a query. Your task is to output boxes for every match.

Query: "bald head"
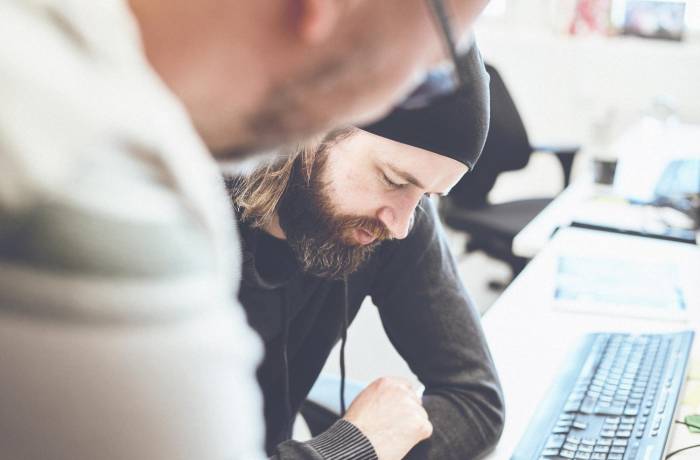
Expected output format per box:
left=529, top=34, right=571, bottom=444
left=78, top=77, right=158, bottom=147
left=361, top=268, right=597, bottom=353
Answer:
left=128, top=0, right=488, bottom=156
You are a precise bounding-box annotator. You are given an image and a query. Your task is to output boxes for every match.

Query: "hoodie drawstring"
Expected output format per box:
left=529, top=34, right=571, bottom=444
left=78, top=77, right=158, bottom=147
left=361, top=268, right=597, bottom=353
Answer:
left=339, top=277, right=349, bottom=416
left=281, top=278, right=349, bottom=433
left=281, top=289, right=292, bottom=437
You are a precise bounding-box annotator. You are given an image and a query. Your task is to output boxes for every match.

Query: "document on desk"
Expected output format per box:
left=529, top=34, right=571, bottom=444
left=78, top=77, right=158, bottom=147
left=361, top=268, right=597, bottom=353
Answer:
left=554, top=255, right=687, bottom=320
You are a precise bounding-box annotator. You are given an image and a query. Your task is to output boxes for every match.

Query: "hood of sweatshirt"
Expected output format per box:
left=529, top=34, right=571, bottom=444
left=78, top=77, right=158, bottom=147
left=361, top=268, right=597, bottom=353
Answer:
left=238, top=219, right=352, bottom=442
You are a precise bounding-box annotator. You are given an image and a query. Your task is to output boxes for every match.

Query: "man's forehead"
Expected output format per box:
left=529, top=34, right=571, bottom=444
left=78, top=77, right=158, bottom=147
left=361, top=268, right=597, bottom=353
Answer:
left=360, top=131, right=445, bottom=165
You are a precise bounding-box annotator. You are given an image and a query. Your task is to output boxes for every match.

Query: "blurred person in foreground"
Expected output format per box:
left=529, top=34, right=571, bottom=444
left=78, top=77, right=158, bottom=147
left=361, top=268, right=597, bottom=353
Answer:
left=0, top=0, right=488, bottom=459
left=229, top=46, right=504, bottom=460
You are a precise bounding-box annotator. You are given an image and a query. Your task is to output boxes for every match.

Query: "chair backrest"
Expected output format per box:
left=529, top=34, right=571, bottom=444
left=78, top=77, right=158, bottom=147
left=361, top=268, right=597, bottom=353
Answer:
left=449, top=64, right=533, bottom=208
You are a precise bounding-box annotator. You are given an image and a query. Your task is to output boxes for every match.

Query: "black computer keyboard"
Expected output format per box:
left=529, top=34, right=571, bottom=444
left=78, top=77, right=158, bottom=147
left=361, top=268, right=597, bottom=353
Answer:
left=512, top=331, right=694, bottom=460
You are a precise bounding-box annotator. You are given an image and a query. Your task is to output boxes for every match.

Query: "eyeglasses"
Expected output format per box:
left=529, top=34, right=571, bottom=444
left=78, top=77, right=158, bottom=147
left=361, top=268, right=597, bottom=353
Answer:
left=426, top=0, right=469, bottom=88
left=400, top=0, right=470, bottom=109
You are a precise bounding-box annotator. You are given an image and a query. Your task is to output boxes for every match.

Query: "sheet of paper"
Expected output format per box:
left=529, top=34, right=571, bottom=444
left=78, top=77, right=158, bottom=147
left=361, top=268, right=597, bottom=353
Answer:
left=555, top=255, right=686, bottom=311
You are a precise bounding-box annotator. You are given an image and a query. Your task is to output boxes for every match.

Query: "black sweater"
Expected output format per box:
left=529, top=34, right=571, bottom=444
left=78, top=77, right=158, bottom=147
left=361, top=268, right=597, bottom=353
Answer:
left=238, top=198, right=505, bottom=459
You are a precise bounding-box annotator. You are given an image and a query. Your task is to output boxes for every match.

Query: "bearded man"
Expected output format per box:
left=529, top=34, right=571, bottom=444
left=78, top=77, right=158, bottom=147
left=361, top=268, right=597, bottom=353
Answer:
left=227, top=47, right=504, bottom=460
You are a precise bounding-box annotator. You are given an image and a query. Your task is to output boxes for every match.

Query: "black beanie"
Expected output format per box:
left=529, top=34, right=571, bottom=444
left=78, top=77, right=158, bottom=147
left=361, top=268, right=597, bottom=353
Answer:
left=362, top=43, right=490, bottom=171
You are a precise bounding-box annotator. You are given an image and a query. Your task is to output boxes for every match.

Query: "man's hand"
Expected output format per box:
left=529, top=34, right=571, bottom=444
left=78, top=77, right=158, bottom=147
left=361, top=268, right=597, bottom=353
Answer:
left=343, top=377, right=432, bottom=460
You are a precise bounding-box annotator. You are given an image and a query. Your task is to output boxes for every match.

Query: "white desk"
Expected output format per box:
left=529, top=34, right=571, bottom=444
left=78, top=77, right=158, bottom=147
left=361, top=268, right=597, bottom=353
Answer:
left=482, top=227, right=700, bottom=459
left=512, top=181, right=612, bottom=259
left=512, top=181, right=699, bottom=259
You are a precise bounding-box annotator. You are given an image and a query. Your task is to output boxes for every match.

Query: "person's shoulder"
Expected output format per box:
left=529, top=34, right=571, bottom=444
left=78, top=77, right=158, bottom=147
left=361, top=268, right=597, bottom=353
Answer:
left=0, top=0, right=175, bottom=211
left=0, top=1, right=235, bottom=322
left=0, top=186, right=226, bottom=322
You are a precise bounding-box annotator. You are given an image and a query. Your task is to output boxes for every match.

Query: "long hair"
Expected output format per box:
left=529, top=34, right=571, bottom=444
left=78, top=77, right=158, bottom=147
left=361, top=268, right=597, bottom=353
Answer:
left=228, top=127, right=357, bottom=229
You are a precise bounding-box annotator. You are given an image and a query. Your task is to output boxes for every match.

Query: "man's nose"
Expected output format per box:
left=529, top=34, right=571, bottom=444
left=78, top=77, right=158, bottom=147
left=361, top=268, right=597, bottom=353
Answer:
left=377, top=194, right=422, bottom=240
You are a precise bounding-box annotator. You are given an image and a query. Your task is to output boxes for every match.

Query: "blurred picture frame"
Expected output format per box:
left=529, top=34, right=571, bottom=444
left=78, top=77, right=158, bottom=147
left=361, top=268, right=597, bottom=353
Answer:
left=622, top=0, right=687, bottom=40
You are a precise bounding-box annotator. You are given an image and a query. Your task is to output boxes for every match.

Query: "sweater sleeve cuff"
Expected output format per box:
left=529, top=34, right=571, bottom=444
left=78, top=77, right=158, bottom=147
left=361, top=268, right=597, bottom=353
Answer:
left=306, top=419, right=378, bottom=460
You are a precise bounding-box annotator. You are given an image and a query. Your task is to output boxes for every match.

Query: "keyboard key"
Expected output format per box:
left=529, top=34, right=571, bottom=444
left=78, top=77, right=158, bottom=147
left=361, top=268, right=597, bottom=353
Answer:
left=581, top=397, right=597, bottom=414
left=546, top=435, right=567, bottom=449
left=657, top=393, right=669, bottom=414
left=564, top=402, right=582, bottom=413
left=566, top=436, right=582, bottom=445
left=560, top=449, right=576, bottom=459
left=542, top=448, right=561, bottom=456
left=595, top=405, right=624, bottom=416
left=590, top=454, right=606, bottom=460
left=572, top=421, right=588, bottom=430
left=624, top=404, right=639, bottom=416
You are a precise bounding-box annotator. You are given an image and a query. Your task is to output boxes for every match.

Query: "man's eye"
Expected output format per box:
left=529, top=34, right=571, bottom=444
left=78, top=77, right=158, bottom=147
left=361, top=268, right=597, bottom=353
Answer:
left=382, top=173, right=406, bottom=189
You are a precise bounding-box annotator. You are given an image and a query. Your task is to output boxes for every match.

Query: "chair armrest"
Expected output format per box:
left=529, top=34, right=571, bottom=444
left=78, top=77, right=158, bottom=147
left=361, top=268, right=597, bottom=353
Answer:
left=531, top=144, right=582, bottom=188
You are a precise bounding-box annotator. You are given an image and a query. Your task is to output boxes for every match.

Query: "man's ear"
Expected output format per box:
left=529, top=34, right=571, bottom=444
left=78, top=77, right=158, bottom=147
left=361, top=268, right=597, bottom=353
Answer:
left=290, top=0, right=340, bottom=44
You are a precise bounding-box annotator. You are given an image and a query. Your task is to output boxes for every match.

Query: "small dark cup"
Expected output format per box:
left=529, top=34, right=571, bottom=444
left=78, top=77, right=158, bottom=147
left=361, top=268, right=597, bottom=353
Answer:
left=593, top=158, right=617, bottom=185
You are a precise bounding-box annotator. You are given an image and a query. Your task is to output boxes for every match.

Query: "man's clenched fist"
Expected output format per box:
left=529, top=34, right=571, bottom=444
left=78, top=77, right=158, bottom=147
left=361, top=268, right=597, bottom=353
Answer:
left=343, top=377, right=432, bottom=460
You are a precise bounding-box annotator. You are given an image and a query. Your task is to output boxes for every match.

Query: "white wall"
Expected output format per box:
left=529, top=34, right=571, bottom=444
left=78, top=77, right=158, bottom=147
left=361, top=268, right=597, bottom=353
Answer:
left=475, top=1, right=700, bottom=147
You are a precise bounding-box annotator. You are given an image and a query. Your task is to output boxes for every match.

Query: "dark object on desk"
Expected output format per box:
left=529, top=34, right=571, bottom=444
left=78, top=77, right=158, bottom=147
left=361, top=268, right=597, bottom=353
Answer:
left=568, top=220, right=697, bottom=245
left=593, top=158, right=617, bottom=185
left=440, top=63, right=580, bottom=289
left=512, top=331, right=694, bottom=460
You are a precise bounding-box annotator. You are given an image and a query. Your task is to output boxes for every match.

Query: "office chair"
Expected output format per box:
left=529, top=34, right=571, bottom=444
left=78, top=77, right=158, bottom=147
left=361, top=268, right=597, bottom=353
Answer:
left=440, top=64, right=580, bottom=288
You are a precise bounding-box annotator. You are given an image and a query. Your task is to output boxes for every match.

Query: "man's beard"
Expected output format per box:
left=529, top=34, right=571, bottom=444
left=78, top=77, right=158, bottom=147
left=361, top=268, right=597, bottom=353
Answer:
left=277, top=154, right=392, bottom=280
